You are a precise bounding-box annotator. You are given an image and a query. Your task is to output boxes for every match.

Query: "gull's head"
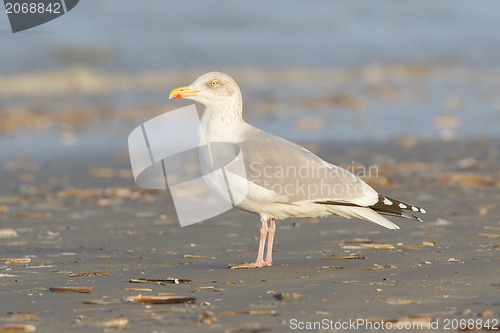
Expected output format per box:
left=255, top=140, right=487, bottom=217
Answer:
left=169, top=72, right=242, bottom=110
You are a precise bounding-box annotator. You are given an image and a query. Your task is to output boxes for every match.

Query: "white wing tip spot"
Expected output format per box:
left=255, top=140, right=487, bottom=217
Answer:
left=420, top=208, right=426, bottom=214
left=383, top=198, right=393, bottom=205
left=399, top=203, right=407, bottom=209
left=412, top=206, right=419, bottom=212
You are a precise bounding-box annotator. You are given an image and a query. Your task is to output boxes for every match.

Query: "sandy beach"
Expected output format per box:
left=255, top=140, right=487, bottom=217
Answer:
left=1, top=137, right=499, bottom=332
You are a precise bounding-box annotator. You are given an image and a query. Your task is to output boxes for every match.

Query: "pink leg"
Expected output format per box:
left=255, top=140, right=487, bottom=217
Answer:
left=228, top=218, right=269, bottom=269
left=264, top=218, right=276, bottom=266
left=251, top=218, right=268, bottom=267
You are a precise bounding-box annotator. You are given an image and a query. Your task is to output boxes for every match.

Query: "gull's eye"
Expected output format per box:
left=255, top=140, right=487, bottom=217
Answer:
left=210, top=80, right=218, bottom=87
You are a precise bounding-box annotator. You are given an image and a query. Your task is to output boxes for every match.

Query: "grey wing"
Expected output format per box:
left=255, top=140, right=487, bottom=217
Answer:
left=238, top=127, right=378, bottom=207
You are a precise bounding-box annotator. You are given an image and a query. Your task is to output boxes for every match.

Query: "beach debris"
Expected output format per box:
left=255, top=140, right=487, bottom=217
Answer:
left=15, top=212, right=43, bottom=218
left=197, top=286, right=215, bottom=290
left=126, top=288, right=152, bottom=292
left=183, top=254, right=215, bottom=259
left=371, top=264, right=397, bottom=271
left=94, top=317, right=128, bottom=327
left=374, top=296, right=419, bottom=305
left=70, top=272, right=109, bottom=277
left=83, top=299, right=121, bottom=305
left=341, top=239, right=394, bottom=250
left=344, top=238, right=373, bottom=244
left=397, top=242, right=434, bottom=250
left=0, top=228, right=17, bottom=238
left=218, top=310, right=277, bottom=316
left=129, top=278, right=192, bottom=285
left=197, top=286, right=227, bottom=292
left=72, top=308, right=101, bottom=313
left=319, top=265, right=343, bottom=269
left=273, top=292, right=302, bottom=301
left=227, top=263, right=257, bottom=269
left=475, top=233, right=500, bottom=239
left=475, top=205, right=499, bottom=215
left=316, top=310, right=330, bottom=316
left=341, top=246, right=366, bottom=250
left=332, top=280, right=357, bottom=284
left=49, top=287, right=94, bottom=293
left=323, top=255, right=364, bottom=260
left=361, top=243, right=394, bottom=250
left=74, top=315, right=128, bottom=328
left=0, top=258, right=31, bottom=264
left=211, top=288, right=228, bottom=292
left=3, top=313, right=39, bottom=322
left=0, top=324, right=36, bottom=332
left=0, top=274, right=16, bottom=278
left=481, top=310, right=495, bottom=317
left=485, top=226, right=500, bottom=231
left=123, top=295, right=195, bottom=304
left=447, top=257, right=462, bottom=262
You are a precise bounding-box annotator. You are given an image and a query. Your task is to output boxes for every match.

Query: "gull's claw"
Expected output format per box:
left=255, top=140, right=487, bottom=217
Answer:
left=227, top=261, right=269, bottom=269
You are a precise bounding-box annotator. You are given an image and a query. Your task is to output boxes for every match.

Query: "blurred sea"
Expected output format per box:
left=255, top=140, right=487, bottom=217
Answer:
left=1, top=0, right=500, bottom=160
left=2, top=0, right=500, bottom=72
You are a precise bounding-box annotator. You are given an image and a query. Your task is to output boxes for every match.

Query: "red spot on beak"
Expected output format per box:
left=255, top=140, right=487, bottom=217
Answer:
left=172, top=94, right=182, bottom=99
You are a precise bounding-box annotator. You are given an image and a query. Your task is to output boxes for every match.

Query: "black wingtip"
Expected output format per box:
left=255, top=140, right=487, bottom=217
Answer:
left=371, top=195, right=426, bottom=221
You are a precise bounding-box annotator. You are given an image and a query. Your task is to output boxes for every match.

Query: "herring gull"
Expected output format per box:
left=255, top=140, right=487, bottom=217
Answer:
left=169, top=72, right=425, bottom=268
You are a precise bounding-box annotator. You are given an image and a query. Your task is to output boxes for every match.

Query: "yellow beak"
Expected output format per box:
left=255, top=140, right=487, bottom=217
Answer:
left=169, top=86, right=200, bottom=99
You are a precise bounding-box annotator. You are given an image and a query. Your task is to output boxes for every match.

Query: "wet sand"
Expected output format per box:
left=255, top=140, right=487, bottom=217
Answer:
left=1, top=138, right=499, bottom=332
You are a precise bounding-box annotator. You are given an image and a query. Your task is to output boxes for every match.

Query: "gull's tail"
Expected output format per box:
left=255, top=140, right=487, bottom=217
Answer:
left=315, top=194, right=426, bottom=230
left=370, top=194, right=426, bottom=222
